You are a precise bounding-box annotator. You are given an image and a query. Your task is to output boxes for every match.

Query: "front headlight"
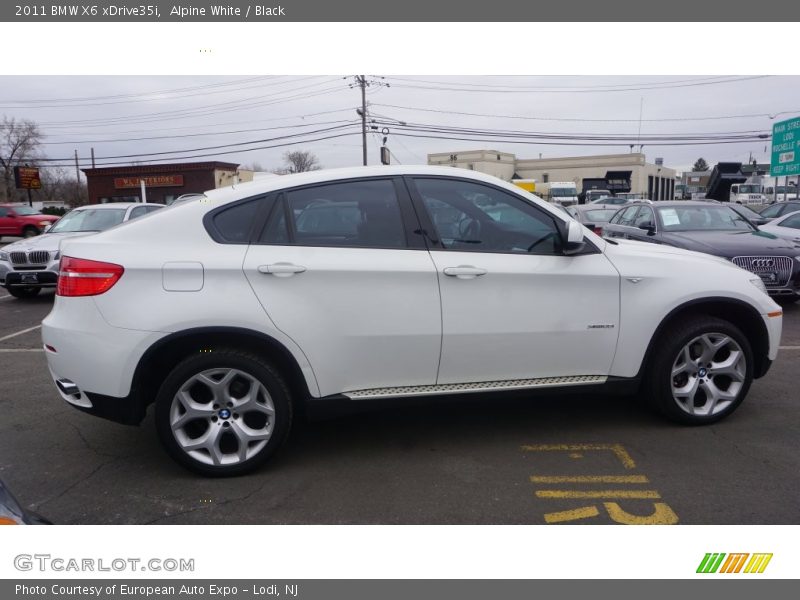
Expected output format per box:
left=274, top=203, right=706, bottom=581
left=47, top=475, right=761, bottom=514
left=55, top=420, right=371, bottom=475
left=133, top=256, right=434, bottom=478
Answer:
left=749, top=277, right=768, bottom=296
left=39, top=220, right=50, bottom=227
left=0, top=251, right=8, bottom=262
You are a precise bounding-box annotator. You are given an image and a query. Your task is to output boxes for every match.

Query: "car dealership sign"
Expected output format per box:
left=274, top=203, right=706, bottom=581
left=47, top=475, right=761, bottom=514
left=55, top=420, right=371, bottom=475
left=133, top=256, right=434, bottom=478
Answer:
left=114, top=175, right=184, bottom=189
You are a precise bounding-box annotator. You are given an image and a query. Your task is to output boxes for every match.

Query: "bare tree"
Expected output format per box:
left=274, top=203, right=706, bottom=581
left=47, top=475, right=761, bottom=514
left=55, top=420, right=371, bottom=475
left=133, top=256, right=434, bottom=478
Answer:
left=0, top=116, right=43, bottom=201
left=274, top=150, right=321, bottom=174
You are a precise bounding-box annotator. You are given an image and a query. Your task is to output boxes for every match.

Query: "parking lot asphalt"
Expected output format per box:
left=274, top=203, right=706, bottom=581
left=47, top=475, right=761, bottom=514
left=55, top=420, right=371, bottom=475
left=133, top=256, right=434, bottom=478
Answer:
left=2, top=241, right=800, bottom=524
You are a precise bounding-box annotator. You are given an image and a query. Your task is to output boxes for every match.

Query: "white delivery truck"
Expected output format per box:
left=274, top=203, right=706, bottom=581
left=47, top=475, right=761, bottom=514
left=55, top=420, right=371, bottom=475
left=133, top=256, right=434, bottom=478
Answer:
left=547, top=181, right=580, bottom=206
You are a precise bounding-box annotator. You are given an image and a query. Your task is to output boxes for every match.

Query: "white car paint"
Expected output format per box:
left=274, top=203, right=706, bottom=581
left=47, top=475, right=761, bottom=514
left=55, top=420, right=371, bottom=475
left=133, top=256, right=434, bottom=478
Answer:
left=757, top=210, right=800, bottom=243
left=41, top=165, right=782, bottom=423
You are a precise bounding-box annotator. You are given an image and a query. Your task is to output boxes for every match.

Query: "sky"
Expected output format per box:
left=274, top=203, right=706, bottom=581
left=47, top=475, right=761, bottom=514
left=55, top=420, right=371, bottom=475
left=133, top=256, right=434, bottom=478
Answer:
left=1, top=75, right=799, bottom=177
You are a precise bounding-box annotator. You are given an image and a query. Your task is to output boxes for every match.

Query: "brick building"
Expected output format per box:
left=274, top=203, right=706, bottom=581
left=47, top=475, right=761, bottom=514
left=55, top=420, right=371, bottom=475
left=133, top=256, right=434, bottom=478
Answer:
left=81, top=161, right=247, bottom=205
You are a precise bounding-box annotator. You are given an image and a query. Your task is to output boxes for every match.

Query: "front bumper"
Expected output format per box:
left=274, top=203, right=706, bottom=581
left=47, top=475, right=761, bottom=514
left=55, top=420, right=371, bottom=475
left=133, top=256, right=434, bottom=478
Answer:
left=0, top=260, right=59, bottom=288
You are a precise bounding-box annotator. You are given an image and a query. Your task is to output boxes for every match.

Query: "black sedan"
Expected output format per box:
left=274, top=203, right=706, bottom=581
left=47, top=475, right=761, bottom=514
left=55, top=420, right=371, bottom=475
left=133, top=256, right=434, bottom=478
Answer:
left=604, top=201, right=800, bottom=300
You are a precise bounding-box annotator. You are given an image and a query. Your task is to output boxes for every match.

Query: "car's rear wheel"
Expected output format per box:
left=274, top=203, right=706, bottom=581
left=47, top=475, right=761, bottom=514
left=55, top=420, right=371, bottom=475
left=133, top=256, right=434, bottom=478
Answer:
left=7, top=286, right=41, bottom=299
left=645, top=316, right=753, bottom=424
left=155, top=349, right=292, bottom=476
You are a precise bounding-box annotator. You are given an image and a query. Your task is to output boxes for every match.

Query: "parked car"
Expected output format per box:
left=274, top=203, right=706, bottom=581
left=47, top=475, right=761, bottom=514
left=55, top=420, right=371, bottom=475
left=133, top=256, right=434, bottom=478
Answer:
left=584, top=189, right=612, bottom=203
left=565, top=205, right=619, bottom=236
left=0, top=478, right=50, bottom=525
left=0, top=202, right=163, bottom=299
left=728, top=203, right=770, bottom=227
left=0, top=204, right=59, bottom=240
left=756, top=210, right=800, bottom=244
left=757, top=201, right=800, bottom=222
left=42, top=166, right=782, bottom=476
left=590, top=196, right=628, bottom=205
left=603, top=201, right=800, bottom=299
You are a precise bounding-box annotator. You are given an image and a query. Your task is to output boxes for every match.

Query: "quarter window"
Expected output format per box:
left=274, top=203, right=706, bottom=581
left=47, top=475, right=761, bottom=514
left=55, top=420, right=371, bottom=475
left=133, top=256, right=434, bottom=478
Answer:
left=414, top=178, right=562, bottom=255
left=212, top=198, right=264, bottom=243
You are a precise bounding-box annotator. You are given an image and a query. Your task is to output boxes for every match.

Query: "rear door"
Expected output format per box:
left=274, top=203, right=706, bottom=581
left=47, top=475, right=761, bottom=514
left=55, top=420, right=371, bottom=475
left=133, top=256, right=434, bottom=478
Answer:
left=242, top=177, right=442, bottom=397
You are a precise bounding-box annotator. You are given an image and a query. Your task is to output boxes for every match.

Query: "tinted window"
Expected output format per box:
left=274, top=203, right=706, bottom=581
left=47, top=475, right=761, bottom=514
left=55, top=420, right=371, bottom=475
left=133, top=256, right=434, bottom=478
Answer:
left=277, top=180, right=406, bottom=248
left=583, top=209, right=617, bottom=222
left=779, top=213, right=800, bottom=230
left=0, top=207, right=7, bottom=217
left=128, top=206, right=148, bottom=220
left=633, top=207, right=655, bottom=227
left=146, top=205, right=164, bottom=214
left=414, top=178, right=561, bottom=255
left=213, top=199, right=262, bottom=243
left=616, top=206, right=639, bottom=226
left=759, top=204, right=784, bottom=218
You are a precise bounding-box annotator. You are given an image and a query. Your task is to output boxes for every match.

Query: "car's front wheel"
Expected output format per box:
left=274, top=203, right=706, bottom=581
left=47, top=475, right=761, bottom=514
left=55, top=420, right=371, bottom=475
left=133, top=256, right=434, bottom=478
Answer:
left=646, top=316, right=753, bottom=424
left=155, top=348, right=293, bottom=476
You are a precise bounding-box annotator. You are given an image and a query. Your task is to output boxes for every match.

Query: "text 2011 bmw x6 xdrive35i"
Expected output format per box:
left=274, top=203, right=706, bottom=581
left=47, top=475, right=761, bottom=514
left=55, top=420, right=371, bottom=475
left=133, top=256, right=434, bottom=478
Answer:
left=42, top=167, right=783, bottom=476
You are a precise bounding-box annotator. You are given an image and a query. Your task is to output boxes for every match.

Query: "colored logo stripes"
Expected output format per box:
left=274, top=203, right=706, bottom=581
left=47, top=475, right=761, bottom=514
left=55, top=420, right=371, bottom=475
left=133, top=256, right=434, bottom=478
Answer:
left=696, top=553, right=772, bottom=574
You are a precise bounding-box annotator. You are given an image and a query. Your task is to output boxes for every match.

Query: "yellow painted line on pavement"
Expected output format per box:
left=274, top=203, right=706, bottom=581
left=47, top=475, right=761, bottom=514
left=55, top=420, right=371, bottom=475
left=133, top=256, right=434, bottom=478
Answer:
left=531, top=475, right=649, bottom=484
left=543, top=506, right=600, bottom=523
left=536, top=489, right=661, bottom=499
left=521, top=443, right=636, bottom=469
left=0, top=325, right=41, bottom=342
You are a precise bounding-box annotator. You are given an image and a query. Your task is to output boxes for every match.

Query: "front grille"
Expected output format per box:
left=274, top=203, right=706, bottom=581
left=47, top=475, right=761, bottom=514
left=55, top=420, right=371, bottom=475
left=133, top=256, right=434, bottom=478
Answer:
left=9, top=252, right=28, bottom=265
left=28, top=251, right=49, bottom=265
left=732, top=255, right=793, bottom=287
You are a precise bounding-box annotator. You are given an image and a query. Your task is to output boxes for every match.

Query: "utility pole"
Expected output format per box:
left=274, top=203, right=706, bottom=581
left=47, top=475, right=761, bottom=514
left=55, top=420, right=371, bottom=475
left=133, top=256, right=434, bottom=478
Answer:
left=358, top=75, right=367, bottom=166
left=74, top=149, right=81, bottom=206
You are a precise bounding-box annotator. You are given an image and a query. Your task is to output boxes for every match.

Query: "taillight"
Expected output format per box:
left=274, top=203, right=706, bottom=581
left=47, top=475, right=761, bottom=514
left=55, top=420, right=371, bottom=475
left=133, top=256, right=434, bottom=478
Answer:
left=593, top=226, right=603, bottom=236
left=57, top=256, right=124, bottom=297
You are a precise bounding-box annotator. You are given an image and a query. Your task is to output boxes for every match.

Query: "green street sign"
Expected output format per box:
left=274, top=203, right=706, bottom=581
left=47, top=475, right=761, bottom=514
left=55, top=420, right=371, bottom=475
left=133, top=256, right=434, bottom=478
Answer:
left=771, top=116, right=800, bottom=176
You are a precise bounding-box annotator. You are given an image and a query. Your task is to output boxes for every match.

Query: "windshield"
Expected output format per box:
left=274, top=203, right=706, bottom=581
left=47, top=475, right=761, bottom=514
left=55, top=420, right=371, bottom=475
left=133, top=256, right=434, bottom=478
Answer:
left=11, top=206, right=42, bottom=216
left=551, top=188, right=577, bottom=197
left=583, top=209, right=618, bottom=221
left=657, top=205, right=756, bottom=232
left=737, top=185, right=761, bottom=194
left=50, top=208, right=127, bottom=233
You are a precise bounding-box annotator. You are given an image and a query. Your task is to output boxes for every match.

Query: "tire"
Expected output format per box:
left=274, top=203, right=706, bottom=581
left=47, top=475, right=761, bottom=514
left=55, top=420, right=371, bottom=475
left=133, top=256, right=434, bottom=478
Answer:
left=154, top=348, right=293, bottom=477
left=645, top=315, right=753, bottom=425
left=22, top=226, right=39, bottom=238
left=7, top=286, right=41, bottom=299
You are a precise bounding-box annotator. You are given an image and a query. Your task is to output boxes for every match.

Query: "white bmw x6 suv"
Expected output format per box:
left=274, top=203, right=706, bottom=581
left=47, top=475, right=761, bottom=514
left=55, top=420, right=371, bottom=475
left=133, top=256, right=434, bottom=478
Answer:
left=42, top=166, right=783, bottom=476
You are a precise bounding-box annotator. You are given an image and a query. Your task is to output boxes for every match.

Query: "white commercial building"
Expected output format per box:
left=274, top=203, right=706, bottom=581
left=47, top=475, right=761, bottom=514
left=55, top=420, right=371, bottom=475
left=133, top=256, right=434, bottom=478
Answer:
left=428, top=150, right=678, bottom=200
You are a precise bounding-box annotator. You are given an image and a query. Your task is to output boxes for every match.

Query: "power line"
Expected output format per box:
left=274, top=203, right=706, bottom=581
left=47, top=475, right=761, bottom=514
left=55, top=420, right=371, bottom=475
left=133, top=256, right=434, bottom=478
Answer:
left=372, top=103, right=800, bottom=124
left=383, top=76, right=770, bottom=94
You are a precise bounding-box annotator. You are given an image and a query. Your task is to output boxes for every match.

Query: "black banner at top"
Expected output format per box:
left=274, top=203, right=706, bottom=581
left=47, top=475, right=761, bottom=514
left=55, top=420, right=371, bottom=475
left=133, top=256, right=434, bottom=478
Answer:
left=3, top=0, right=800, bottom=22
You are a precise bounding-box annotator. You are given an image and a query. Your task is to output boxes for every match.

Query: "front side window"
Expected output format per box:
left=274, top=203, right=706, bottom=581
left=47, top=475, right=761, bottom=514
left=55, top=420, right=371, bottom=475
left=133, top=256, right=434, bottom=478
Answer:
left=128, top=206, right=148, bottom=220
left=615, top=206, right=640, bottom=226
left=414, top=178, right=562, bottom=255
left=633, top=207, right=655, bottom=227
left=261, top=179, right=407, bottom=249
left=11, top=206, right=41, bottom=216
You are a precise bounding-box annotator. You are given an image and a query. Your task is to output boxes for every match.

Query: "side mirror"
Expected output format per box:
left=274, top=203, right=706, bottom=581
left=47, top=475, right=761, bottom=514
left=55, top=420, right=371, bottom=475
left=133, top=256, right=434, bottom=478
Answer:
left=563, top=220, right=586, bottom=255
left=638, top=222, right=656, bottom=235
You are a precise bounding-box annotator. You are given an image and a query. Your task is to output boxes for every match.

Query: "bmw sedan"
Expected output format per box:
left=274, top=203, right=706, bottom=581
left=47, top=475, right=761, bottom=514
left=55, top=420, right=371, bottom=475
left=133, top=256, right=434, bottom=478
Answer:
left=603, top=201, right=800, bottom=299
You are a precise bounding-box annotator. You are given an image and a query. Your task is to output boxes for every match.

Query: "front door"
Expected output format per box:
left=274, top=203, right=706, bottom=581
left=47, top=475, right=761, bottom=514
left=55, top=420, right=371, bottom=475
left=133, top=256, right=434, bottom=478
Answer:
left=408, top=176, right=621, bottom=385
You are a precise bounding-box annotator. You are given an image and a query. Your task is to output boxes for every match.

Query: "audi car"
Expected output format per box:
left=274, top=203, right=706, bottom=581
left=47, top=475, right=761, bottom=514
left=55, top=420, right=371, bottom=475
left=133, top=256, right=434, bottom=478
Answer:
left=603, top=201, right=800, bottom=299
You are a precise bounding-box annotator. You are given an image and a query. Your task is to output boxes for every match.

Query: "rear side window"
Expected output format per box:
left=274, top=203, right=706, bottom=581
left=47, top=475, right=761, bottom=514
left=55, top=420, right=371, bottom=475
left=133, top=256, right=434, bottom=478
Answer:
left=780, top=214, right=800, bottom=230
left=212, top=199, right=263, bottom=243
left=261, top=180, right=407, bottom=248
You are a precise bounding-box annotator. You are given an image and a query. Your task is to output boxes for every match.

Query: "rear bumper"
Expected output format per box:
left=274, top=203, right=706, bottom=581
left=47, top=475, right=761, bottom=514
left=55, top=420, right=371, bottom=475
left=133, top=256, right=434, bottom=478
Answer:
left=42, top=296, right=166, bottom=403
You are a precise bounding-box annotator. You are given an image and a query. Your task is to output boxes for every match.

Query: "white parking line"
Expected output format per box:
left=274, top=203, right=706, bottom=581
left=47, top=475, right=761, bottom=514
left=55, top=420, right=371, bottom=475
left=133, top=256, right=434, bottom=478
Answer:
left=779, top=346, right=800, bottom=350
left=0, top=294, right=12, bottom=300
left=0, top=324, right=41, bottom=342
left=0, top=348, right=44, bottom=352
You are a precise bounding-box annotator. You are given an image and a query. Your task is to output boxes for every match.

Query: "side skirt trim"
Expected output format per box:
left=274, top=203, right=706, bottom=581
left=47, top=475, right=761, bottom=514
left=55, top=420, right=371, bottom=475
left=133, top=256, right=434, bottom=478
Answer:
left=343, top=375, right=607, bottom=400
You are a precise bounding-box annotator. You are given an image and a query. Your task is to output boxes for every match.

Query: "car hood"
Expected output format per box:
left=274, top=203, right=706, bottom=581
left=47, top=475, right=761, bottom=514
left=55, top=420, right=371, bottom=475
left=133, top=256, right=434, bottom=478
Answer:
left=608, top=237, right=736, bottom=268
left=1, top=232, right=95, bottom=253
left=659, top=230, right=800, bottom=257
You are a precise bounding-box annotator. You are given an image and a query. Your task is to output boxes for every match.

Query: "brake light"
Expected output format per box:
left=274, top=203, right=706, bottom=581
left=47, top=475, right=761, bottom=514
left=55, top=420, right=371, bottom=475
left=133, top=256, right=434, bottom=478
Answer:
left=57, top=256, right=124, bottom=297
left=593, top=226, right=603, bottom=236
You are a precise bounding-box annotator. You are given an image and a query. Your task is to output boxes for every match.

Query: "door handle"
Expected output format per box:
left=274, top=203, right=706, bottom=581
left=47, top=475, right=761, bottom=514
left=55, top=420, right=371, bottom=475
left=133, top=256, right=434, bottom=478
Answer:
left=443, top=265, right=487, bottom=279
left=258, top=263, right=307, bottom=277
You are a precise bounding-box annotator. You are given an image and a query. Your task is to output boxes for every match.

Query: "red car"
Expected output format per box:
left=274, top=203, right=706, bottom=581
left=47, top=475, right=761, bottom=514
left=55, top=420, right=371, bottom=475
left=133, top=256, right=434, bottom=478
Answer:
left=0, top=204, right=60, bottom=240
